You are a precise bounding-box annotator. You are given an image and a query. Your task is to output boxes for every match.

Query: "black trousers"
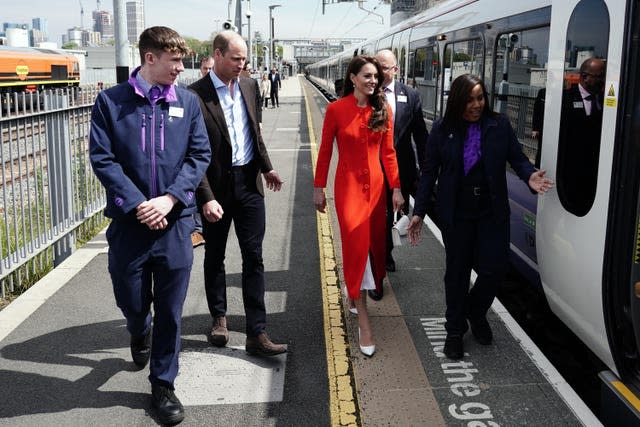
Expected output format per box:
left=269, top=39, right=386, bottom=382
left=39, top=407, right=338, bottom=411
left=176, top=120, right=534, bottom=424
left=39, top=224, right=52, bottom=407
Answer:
left=440, top=209, right=509, bottom=336
left=270, top=89, right=279, bottom=107
left=202, top=163, right=267, bottom=337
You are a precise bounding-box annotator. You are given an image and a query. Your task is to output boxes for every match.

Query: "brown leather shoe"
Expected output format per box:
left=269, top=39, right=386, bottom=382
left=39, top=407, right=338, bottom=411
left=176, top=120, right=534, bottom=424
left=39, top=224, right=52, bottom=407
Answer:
left=191, top=232, right=205, bottom=248
left=208, top=316, right=229, bottom=347
left=245, top=332, right=286, bottom=356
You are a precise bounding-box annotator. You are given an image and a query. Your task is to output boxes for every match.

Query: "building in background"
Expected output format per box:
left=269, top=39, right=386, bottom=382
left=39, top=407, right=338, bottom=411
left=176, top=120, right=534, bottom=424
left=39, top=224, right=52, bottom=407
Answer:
left=126, top=0, right=145, bottom=44
left=30, top=29, right=47, bottom=46
left=82, top=30, right=102, bottom=47
left=93, top=10, right=114, bottom=42
left=32, top=18, right=48, bottom=40
left=66, top=27, right=83, bottom=48
left=5, top=27, right=29, bottom=47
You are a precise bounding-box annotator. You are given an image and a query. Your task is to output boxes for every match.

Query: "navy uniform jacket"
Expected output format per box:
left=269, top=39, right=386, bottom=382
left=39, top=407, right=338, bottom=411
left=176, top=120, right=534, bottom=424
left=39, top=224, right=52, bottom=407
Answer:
left=414, top=114, right=535, bottom=227
left=556, top=85, right=603, bottom=216
left=90, top=68, right=211, bottom=223
left=392, top=81, right=428, bottom=195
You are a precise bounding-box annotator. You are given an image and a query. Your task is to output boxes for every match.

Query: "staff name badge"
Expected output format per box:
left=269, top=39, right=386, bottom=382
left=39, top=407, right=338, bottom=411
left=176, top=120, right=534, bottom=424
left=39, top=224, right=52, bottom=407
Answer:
left=169, top=106, right=184, bottom=118
left=573, top=101, right=584, bottom=109
left=397, top=95, right=408, bottom=103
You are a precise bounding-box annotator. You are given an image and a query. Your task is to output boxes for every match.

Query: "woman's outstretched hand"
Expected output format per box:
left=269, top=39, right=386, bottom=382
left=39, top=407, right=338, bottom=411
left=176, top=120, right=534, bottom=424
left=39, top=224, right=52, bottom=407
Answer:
left=529, top=170, right=555, bottom=195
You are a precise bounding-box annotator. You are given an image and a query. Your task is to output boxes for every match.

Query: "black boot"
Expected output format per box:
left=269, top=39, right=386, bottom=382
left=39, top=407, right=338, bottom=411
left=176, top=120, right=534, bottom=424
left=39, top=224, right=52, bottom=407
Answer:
left=130, top=333, right=151, bottom=368
left=152, top=385, right=184, bottom=425
left=443, top=335, right=464, bottom=359
left=468, top=316, right=493, bottom=345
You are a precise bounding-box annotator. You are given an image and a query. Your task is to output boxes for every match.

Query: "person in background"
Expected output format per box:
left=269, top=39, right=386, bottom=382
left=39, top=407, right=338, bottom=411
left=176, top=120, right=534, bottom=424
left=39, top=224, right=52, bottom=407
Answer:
left=268, top=66, right=281, bottom=108
left=242, top=60, right=263, bottom=124
left=199, top=55, right=214, bottom=76
left=314, top=55, right=404, bottom=357
left=407, top=74, right=553, bottom=360
left=189, top=30, right=286, bottom=357
left=373, top=49, right=428, bottom=297
left=556, top=57, right=606, bottom=215
left=89, top=26, right=211, bottom=424
left=260, top=73, right=271, bottom=110
left=190, top=55, right=216, bottom=248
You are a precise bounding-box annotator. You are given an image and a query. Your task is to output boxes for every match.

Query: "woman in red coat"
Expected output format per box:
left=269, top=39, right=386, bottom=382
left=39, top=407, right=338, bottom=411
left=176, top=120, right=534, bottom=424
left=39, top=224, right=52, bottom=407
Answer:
left=314, top=56, right=404, bottom=356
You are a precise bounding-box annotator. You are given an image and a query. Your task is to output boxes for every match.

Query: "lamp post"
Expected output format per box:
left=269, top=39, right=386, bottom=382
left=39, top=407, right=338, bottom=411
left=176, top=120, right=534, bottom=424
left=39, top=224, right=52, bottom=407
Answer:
left=246, top=8, right=253, bottom=70
left=268, top=4, right=281, bottom=72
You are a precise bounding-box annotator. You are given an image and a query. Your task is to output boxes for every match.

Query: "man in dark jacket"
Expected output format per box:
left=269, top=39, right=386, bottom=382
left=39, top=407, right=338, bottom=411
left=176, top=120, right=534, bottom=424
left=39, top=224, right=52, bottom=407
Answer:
left=372, top=49, right=429, bottom=299
left=189, top=31, right=286, bottom=358
left=268, top=66, right=281, bottom=108
left=90, top=26, right=210, bottom=424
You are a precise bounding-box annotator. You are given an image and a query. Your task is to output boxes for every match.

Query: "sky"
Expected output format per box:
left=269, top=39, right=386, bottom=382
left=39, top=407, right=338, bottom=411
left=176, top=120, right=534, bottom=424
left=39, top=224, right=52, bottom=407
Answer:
left=6, top=0, right=391, bottom=45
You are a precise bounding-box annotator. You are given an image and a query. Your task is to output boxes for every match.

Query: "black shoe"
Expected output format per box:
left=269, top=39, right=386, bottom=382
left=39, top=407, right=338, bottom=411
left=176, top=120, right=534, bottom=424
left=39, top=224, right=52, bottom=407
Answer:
left=367, top=288, right=383, bottom=301
left=443, top=335, right=464, bottom=359
left=152, top=385, right=184, bottom=425
left=130, top=332, right=151, bottom=368
left=385, top=255, right=396, bottom=272
left=468, top=316, right=493, bottom=345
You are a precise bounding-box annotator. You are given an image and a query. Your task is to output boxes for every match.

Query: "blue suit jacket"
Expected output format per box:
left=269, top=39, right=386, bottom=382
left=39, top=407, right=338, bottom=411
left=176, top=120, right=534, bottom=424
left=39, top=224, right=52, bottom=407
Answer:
left=392, top=81, right=428, bottom=195
left=414, top=114, right=535, bottom=227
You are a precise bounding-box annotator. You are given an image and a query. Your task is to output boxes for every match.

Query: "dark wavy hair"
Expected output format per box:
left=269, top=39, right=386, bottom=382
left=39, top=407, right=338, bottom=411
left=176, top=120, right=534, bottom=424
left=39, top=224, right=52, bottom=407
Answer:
left=442, top=74, right=495, bottom=131
left=341, top=55, right=388, bottom=132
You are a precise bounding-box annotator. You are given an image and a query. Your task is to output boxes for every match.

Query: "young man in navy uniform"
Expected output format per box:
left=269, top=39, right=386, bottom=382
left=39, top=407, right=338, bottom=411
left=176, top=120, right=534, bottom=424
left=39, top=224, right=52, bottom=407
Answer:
left=90, top=26, right=210, bottom=424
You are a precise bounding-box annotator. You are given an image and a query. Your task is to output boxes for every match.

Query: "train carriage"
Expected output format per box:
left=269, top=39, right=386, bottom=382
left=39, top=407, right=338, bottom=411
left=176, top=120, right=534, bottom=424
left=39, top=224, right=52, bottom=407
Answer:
left=0, top=46, right=80, bottom=94
left=307, top=0, right=640, bottom=423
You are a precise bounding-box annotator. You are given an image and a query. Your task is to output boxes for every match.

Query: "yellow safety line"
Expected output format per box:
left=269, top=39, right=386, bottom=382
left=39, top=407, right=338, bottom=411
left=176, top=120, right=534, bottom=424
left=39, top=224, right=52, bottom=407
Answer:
left=612, top=381, right=640, bottom=410
left=302, top=78, right=359, bottom=427
left=0, top=80, right=79, bottom=87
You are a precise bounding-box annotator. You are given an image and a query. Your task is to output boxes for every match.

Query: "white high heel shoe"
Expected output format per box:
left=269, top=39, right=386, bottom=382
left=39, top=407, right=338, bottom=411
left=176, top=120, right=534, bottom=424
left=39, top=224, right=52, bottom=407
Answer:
left=348, top=299, right=358, bottom=315
left=358, top=328, right=375, bottom=357
left=344, top=288, right=358, bottom=315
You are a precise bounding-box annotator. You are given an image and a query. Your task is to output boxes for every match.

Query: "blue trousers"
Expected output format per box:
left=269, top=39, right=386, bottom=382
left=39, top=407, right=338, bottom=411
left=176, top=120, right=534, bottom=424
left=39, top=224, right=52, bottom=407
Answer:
left=441, top=213, right=509, bottom=336
left=203, top=163, right=267, bottom=337
left=106, top=216, right=194, bottom=388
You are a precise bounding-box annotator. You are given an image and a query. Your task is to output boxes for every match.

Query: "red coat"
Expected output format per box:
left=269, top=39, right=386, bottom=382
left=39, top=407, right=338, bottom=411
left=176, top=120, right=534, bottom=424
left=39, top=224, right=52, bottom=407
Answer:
left=315, top=94, right=400, bottom=299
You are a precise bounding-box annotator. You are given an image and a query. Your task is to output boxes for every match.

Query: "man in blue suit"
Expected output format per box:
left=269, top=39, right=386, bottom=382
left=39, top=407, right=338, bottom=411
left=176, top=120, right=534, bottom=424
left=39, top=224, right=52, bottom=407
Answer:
left=372, top=49, right=429, bottom=300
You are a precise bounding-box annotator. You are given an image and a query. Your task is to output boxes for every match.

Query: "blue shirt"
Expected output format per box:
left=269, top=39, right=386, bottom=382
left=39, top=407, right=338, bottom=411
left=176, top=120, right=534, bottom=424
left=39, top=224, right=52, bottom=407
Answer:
left=135, top=73, right=165, bottom=102
left=209, top=71, right=255, bottom=166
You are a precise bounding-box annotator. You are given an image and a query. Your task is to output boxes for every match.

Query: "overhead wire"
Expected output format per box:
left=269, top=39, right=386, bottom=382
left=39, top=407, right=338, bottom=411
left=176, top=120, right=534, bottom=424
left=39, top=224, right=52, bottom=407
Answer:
left=338, top=0, right=386, bottom=37
left=307, top=0, right=322, bottom=38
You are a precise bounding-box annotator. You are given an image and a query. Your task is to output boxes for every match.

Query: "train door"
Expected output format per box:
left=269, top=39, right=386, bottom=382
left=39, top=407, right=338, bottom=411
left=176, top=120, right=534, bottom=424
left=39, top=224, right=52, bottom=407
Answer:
left=491, top=24, right=550, bottom=280
left=391, top=30, right=410, bottom=84
left=408, top=40, right=439, bottom=124
left=601, top=0, right=640, bottom=392
left=536, top=0, right=624, bottom=373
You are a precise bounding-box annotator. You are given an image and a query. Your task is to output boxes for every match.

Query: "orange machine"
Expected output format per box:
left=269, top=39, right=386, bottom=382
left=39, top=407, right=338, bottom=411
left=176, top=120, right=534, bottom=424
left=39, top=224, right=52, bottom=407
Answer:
left=0, top=46, right=80, bottom=93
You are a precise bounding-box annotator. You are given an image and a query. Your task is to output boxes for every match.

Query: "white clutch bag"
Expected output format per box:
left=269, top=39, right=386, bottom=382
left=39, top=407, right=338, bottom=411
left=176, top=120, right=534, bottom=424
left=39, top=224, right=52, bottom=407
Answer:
left=392, top=211, right=410, bottom=247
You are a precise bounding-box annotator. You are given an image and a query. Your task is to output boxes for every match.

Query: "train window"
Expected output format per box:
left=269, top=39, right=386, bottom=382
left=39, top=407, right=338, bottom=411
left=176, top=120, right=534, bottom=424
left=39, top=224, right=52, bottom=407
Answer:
left=556, top=0, right=609, bottom=217
left=410, top=45, right=439, bottom=121
left=442, top=39, right=483, bottom=116
left=378, top=35, right=393, bottom=52
left=493, top=26, right=550, bottom=168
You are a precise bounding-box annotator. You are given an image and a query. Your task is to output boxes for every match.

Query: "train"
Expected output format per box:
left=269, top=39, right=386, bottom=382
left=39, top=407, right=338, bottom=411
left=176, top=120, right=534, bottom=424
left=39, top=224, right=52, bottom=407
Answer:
left=0, top=46, right=80, bottom=94
left=306, top=0, right=640, bottom=423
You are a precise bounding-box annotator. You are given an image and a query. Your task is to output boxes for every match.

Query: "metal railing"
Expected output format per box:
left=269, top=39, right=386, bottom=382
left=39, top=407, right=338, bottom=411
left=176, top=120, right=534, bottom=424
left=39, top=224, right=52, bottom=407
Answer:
left=0, top=86, right=107, bottom=297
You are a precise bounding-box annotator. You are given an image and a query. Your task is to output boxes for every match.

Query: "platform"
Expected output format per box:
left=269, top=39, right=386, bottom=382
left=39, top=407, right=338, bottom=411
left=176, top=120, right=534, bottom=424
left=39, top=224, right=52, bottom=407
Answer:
left=0, top=75, right=599, bottom=426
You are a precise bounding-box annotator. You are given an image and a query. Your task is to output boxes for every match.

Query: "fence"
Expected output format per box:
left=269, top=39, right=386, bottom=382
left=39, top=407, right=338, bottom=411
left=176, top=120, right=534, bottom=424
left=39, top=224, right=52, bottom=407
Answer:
left=0, top=86, right=107, bottom=298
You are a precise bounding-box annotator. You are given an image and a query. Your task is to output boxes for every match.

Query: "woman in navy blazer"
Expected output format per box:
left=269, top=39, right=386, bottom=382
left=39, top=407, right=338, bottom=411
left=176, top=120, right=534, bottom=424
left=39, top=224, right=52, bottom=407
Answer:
left=407, top=74, right=554, bottom=360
